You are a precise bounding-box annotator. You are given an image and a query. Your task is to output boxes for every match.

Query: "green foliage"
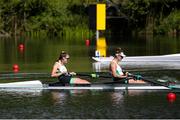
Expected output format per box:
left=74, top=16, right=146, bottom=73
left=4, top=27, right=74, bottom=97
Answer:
left=154, top=24, right=169, bottom=35
left=155, top=10, right=180, bottom=35
left=121, top=0, right=151, bottom=29
left=120, top=0, right=180, bottom=34
left=0, top=0, right=89, bottom=36
left=0, top=0, right=180, bottom=36
left=164, top=10, right=180, bottom=31
left=0, top=16, right=3, bottom=30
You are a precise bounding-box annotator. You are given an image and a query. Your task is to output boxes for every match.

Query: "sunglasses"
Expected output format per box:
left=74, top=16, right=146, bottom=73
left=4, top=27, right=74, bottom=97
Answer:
left=116, top=54, right=123, bottom=58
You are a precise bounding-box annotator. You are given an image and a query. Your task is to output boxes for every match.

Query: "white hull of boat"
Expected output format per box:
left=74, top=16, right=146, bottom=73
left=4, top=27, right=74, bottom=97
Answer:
left=0, top=80, right=174, bottom=90
left=0, top=80, right=43, bottom=88
left=43, top=86, right=170, bottom=90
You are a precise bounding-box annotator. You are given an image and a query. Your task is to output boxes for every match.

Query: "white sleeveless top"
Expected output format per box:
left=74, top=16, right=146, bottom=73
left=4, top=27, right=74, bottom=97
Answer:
left=112, top=61, right=124, bottom=76
left=56, top=62, right=67, bottom=73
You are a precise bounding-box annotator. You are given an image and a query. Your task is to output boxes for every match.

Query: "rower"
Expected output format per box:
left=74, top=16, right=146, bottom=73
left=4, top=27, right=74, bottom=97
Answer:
left=50, top=51, right=90, bottom=86
left=109, top=48, right=146, bottom=84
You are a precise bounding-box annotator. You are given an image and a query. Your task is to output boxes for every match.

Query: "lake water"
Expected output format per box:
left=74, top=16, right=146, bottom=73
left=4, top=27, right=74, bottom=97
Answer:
left=0, top=34, right=180, bottom=119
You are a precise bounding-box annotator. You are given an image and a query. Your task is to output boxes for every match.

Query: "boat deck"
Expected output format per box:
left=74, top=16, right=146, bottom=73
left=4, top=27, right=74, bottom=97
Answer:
left=0, top=80, right=179, bottom=91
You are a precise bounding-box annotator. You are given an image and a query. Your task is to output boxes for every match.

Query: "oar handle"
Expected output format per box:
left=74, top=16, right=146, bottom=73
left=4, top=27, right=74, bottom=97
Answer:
left=76, top=73, right=112, bottom=78
left=126, top=73, right=142, bottom=80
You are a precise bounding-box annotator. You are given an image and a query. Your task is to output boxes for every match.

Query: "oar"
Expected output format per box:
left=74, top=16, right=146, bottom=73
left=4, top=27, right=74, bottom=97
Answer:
left=80, top=72, right=180, bottom=89
left=77, top=72, right=167, bottom=84
left=76, top=73, right=112, bottom=79
left=128, top=73, right=180, bottom=90
left=76, top=72, right=173, bottom=83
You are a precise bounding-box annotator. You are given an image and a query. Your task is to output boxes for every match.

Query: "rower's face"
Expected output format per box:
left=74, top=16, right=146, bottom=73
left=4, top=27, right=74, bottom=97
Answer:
left=117, top=55, right=123, bottom=61
left=62, top=55, right=70, bottom=64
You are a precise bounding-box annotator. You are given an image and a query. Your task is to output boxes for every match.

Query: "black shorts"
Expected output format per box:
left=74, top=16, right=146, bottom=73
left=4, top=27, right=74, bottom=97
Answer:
left=113, top=77, right=128, bottom=84
left=58, top=74, right=72, bottom=84
left=48, top=74, right=73, bottom=87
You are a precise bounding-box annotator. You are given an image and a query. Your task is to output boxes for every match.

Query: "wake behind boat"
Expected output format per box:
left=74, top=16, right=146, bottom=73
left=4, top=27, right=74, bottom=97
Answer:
left=0, top=80, right=179, bottom=91
left=92, top=53, right=180, bottom=62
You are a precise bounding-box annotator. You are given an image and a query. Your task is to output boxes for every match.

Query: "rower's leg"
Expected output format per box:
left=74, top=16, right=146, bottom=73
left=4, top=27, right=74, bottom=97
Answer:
left=71, top=78, right=90, bottom=84
left=128, top=79, right=146, bottom=84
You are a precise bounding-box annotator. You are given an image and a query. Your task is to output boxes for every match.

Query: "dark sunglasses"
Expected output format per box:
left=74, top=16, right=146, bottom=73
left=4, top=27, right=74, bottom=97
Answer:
left=116, top=54, right=123, bottom=58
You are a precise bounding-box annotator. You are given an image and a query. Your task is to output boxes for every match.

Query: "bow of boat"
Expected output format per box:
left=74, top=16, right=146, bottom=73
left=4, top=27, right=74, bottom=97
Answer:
left=0, top=80, right=43, bottom=88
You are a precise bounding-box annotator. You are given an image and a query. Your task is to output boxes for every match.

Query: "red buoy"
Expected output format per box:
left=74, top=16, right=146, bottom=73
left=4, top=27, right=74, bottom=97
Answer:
left=18, top=44, right=25, bottom=53
left=19, top=44, right=24, bottom=49
left=167, top=92, right=176, bottom=102
left=13, top=64, right=19, bottom=72
left=86, top=39, right=90, bottom=46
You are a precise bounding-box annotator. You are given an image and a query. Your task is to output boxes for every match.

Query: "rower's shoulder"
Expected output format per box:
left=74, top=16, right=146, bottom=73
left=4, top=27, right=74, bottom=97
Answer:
left=54, top=61, right=61, bottom=66
left=110, top=60, right=116, bottom=64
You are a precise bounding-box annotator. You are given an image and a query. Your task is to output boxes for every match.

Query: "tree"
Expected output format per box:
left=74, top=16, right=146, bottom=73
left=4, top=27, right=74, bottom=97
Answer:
left=163, top=10, right=180, bottom=36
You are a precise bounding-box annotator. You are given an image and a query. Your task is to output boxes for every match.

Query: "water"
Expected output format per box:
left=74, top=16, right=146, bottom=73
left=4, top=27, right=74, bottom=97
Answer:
left=0, top=90, right=180, bottom=119
left=0, top=35, right=180, bottom=118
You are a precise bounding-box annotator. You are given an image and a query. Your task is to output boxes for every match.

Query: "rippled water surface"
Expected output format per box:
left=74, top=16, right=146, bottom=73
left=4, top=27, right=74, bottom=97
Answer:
left=0, top=35, right=180, bottom=118
left=0, top=87, right=180, bottom=119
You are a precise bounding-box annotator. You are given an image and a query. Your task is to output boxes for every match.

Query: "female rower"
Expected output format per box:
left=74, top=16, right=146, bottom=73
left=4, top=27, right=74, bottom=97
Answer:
left=51, top=51, right=90, bottom=85
left=109, top=48, right=146, bottom=84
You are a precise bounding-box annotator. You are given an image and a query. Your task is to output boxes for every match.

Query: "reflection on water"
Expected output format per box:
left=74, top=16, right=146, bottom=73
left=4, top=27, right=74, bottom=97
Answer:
left=96, top=37, right=107, bottom=57
left=107, top=35, right=180, bottom=56
left=1, top=35, right=180, bottom=118
left=50, top=90, right=142, bottom=109
left=51, top=91, right=67, bottom=105
left=0, top=90, right=42, bottom=96
left=50, top=90, right=90, bottom=105
left=0, top=88, right=180, bottom=118
left=0, top=36, right=92, bottom=72
left=0, top=35, right=180, bottom=73
left=111, top=91, right=124, bottom=105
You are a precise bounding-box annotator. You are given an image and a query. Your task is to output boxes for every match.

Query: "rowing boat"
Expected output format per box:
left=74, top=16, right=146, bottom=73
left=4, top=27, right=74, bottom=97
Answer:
left=92, top=53, right=180, bottom=62
left=0, top=80, right=179, bottom=90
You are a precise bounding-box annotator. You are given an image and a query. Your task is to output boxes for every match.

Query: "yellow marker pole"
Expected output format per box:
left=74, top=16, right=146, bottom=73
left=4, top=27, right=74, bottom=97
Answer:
left=96, top=4, right=106, bottom=30
left=96, top=4, right=106, bottom=40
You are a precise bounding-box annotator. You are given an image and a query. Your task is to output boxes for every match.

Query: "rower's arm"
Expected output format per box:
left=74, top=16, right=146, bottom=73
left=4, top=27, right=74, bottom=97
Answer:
left=51, top=63, right=65, bottom=77
left=110, top=62, right=127, bottom=78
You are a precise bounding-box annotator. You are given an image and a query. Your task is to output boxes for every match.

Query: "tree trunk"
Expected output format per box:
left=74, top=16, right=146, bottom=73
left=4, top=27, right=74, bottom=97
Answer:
left=146, top=15, right=154, bottom=35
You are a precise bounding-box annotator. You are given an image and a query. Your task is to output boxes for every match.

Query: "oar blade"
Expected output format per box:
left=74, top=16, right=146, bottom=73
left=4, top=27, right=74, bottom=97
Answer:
left=168, top=84, right=180, bottom=89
